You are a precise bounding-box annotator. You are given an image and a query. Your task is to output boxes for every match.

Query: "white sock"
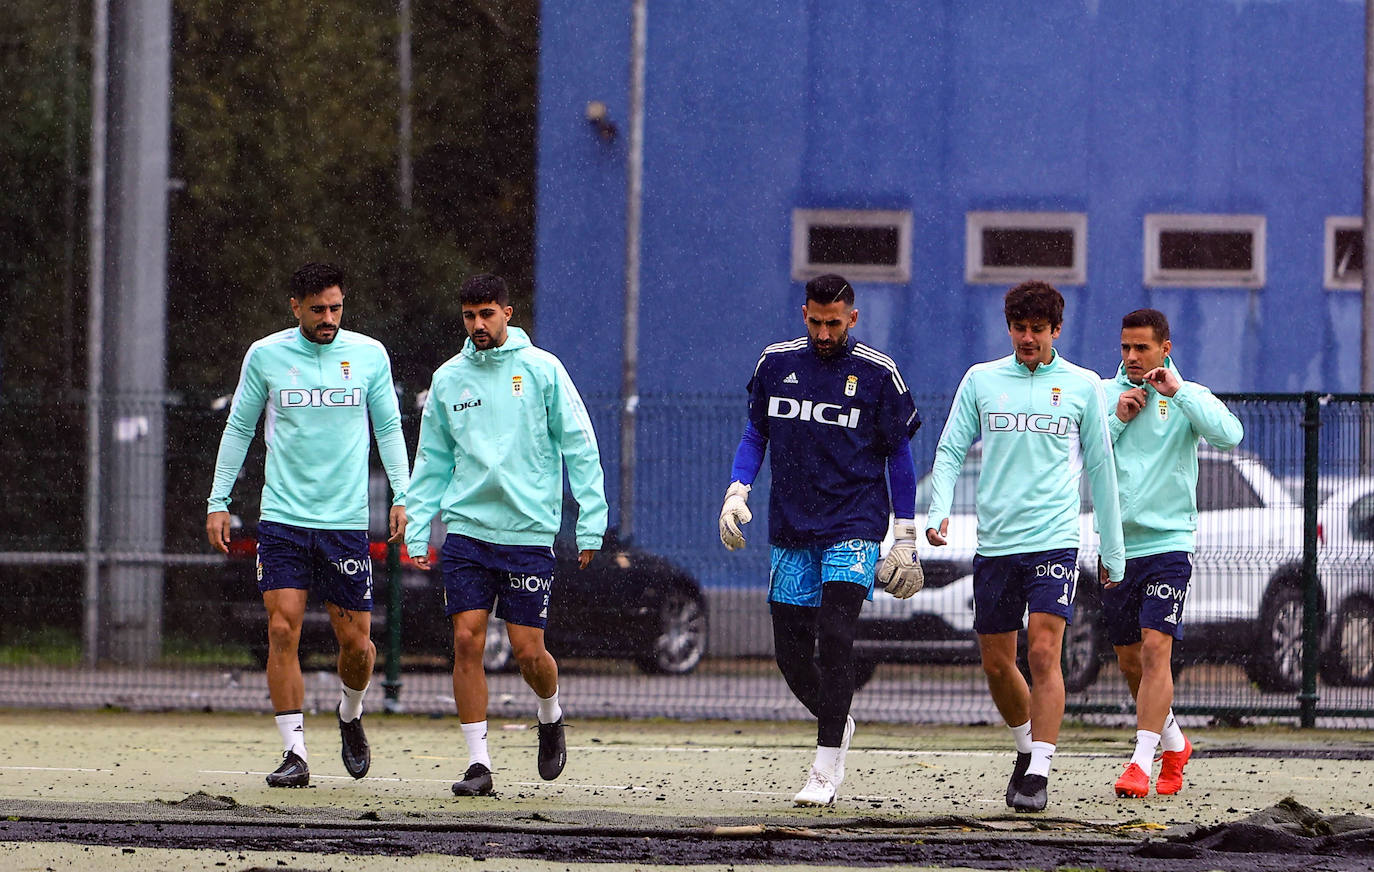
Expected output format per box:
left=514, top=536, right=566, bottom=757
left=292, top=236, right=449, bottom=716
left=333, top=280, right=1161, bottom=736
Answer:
left=1026, top=740, right=1055, bottom=778
left=339, top=680, right=368, bottom=723
left=275, top=711, right=306, bottom=761
left=461, top=720, right=491, bottom=769
left=1009, top=720, right=1033, bottom=754
left=537, top=687, right=562, bottom=724
left=1131, top=729, right=1161, bottom=770
left=1160, top=710, right=1186, bottom=752
left=813, top=745, right=841, bottom=777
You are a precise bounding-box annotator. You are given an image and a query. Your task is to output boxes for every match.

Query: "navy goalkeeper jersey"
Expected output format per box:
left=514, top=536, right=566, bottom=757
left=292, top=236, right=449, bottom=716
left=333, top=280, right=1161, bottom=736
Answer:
left=746, top=335, right=920, bottom=548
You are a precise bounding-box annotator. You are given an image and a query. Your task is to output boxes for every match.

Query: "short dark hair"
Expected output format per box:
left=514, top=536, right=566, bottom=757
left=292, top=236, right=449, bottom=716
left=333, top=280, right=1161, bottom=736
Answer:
left=1004, top=280, right=1064, bottom=329
left=459, top=273, right=510, bottom=307
left=1121, top=308, right=1170, bottom=343
left=290, top=262, right=345, bottom=299
left=805, top=273, right=855, bottom=307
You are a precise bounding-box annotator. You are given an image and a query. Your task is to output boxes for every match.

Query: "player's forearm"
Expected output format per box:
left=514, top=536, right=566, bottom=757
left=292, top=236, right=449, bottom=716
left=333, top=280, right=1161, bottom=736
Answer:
left=374, top=424, right=410, bottom=504
left=1174, top=384, right=1244, bottom=451
left=887, top=439, right=916, bottom=518
left=729, top=421, right=767, bottom=486
left=207, top=424, right=253, bottom=513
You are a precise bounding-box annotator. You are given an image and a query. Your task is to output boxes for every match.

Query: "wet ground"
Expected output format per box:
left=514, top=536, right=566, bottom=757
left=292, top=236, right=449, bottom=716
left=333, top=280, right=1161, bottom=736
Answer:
left=0, top=711, right=1372, bottom=870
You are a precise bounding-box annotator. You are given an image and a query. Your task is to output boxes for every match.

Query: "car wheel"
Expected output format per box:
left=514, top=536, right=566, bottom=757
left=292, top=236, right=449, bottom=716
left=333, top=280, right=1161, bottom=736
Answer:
left=483, top=618, right=515, bottom=673
left=1321, top=597, right=1374, bottom=687
left=635, top=587, right=707, bottom=675
left=851, top=656, right=879, bottom=690
left=1061, top=594, right=1103, bottom=693
left=1245, top=585, right=1304, bottom=693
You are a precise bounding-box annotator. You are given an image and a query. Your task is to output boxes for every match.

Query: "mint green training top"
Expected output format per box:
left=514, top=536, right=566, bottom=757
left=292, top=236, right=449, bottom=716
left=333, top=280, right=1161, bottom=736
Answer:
left=1103, top=357, right=1244, bottom=558
left=207, top=327, right=410, bottom=530
left=925, top=350, right=1126, bottom=581
left=405, top=327, right=608, bottom=554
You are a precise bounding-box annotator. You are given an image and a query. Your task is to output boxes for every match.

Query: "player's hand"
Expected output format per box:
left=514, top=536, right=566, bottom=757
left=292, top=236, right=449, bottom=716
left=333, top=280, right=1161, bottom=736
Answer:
left=1116, top=387, right=1146, bottom=422
left=718, top=481, right=752, bottom=550
left=877, top=520, right=925, bottom=598
left=1099, top=563, right=1121, bottom=590
left=388, top=504, right=407, bottom=543
left=1143, top=366, right=1182, bottom=397
left=578, top=549, right=596, bottom=569
left=409, top=546, right=431, bottom=571
left=207, top=511, right=232, bottom=554
left=926, top=519, right=949, bottom=547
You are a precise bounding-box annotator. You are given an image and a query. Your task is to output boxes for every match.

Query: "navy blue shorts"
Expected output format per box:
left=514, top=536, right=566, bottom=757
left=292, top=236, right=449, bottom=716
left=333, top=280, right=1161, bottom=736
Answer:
left=255, top=520, right=373, bottom=612
left=439, top=534, right=557, bottom=629
left=1101, top=551, right=1191, bottom=645
left=972, top=548, right=1079, bottom=635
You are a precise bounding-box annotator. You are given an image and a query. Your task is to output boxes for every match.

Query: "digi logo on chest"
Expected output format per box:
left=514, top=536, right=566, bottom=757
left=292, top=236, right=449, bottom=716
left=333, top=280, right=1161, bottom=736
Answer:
left=767, top=396, right=861, bottom=429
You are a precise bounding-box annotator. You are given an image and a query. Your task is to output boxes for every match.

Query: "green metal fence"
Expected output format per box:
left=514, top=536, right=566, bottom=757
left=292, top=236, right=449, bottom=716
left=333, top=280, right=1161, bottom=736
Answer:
left=0, top=392, right=1369, bottom=726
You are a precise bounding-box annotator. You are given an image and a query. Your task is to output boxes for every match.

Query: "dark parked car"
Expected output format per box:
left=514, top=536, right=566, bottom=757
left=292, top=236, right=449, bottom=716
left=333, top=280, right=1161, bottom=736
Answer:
left=217, top=479, right=708, bottom=675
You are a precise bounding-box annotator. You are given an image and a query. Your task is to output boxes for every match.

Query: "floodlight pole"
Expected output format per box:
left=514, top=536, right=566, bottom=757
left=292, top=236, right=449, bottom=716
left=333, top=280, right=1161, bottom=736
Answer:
left=619, top=0, right=646, bottom=544
left=1363, top=0, right=1374, bottom=473
left=83, top=0, right=110, bottom=667
left=1364, top=0, right=1374, bottom=396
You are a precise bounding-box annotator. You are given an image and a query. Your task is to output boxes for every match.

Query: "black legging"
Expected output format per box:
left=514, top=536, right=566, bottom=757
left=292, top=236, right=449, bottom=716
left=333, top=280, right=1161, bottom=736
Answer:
left=770, top=580, right=867, bottom=747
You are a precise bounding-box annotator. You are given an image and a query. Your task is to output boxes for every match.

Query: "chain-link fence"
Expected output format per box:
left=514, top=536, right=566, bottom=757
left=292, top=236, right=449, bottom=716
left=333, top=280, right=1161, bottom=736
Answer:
left=0, top=392, right=1369, bottom=726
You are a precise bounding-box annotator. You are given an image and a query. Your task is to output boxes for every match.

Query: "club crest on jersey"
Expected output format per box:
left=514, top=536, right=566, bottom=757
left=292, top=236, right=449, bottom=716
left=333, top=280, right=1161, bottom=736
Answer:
left=844, top=375, right=858, bottom=397
left=768, top=396, right=861, bottom=429
left=340, top=361, right=351, bottom=380
left=512, top=375, right=524, bottom=397
left=1158, top=399, right=1169, bottom=420
left=1050, top=387, right=1062, bottom=407
left=287, top=366, right=301, bottom=385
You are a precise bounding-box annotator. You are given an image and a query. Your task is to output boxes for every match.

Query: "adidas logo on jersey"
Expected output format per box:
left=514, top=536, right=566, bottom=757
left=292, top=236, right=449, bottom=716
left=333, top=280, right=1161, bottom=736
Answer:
left=783, top=372, right=798, bottom=384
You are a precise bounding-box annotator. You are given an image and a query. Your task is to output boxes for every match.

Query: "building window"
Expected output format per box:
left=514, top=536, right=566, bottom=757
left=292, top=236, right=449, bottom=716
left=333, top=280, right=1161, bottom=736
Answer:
left=1326, top=216, right=1362, bottom=291
left=791, top=209, right=911, bottom=283
left=1144, top=213, right=1265, bottom=288
left=964, top=211, right=1086, bottom=285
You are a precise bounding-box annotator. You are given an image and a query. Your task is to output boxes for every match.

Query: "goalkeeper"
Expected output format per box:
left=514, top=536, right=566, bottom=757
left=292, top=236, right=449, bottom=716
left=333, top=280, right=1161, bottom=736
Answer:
left=718, top=273, right=922, bottom=808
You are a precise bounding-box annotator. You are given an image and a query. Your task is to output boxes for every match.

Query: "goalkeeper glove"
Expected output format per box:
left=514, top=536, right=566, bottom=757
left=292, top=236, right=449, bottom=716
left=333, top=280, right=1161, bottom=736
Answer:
left=718, top=481, right=752, bottom=551
left=877, top=519, right=924, bottom=598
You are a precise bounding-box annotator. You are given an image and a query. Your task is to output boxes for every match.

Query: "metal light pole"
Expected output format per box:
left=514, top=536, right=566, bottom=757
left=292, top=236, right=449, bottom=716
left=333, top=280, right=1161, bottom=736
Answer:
left=619, top=0, right=647, bottom=543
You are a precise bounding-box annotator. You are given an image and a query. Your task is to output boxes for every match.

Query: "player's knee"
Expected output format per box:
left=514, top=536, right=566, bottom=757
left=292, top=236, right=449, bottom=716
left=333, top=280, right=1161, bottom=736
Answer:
left=1140, top=636, right=1173, bottom=674
left=266, top=616, right=301, bottom=651
left=981, top=655, right=1019, bottom=683
left=337, top=631, right=373, bottom=659
left=1025, top=639, right=1061, bottom=676
left=452, top=626, right=486, bottom=662
left=511, top=639, right=548, bottom=670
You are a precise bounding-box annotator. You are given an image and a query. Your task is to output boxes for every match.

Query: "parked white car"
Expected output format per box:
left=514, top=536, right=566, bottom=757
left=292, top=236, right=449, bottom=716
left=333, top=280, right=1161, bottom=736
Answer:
left=856, top=443, right=1322, bottom=693
left=1316, top=479, right=1374, bottom=687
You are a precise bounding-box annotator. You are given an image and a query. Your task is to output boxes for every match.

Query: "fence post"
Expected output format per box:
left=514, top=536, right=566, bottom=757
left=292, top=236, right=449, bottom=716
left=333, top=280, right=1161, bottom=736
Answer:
left=1299, top=392, right=1322, bottom=727
left=383, top=540, right=403, bottom=712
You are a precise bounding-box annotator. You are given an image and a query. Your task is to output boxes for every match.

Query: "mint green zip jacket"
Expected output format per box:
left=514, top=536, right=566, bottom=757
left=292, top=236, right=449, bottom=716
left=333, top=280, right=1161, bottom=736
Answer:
left=1102, top=358, right=1243, bottom=558
left=208, top=327, right=410, bottom=529
left=925, top=351, right=1126, bottom=581
left=405, top=327, right=608, bottom=554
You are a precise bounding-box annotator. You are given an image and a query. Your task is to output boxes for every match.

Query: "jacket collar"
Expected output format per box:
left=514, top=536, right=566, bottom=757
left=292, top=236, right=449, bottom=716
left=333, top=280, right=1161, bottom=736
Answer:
left=293, top=326, right=339, bottom=354
left=1014, top=348, right=1059, bottom=374
left=462, top=325, right=533, bottom=363
left=1114, top=354, right=1181, bottom=390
